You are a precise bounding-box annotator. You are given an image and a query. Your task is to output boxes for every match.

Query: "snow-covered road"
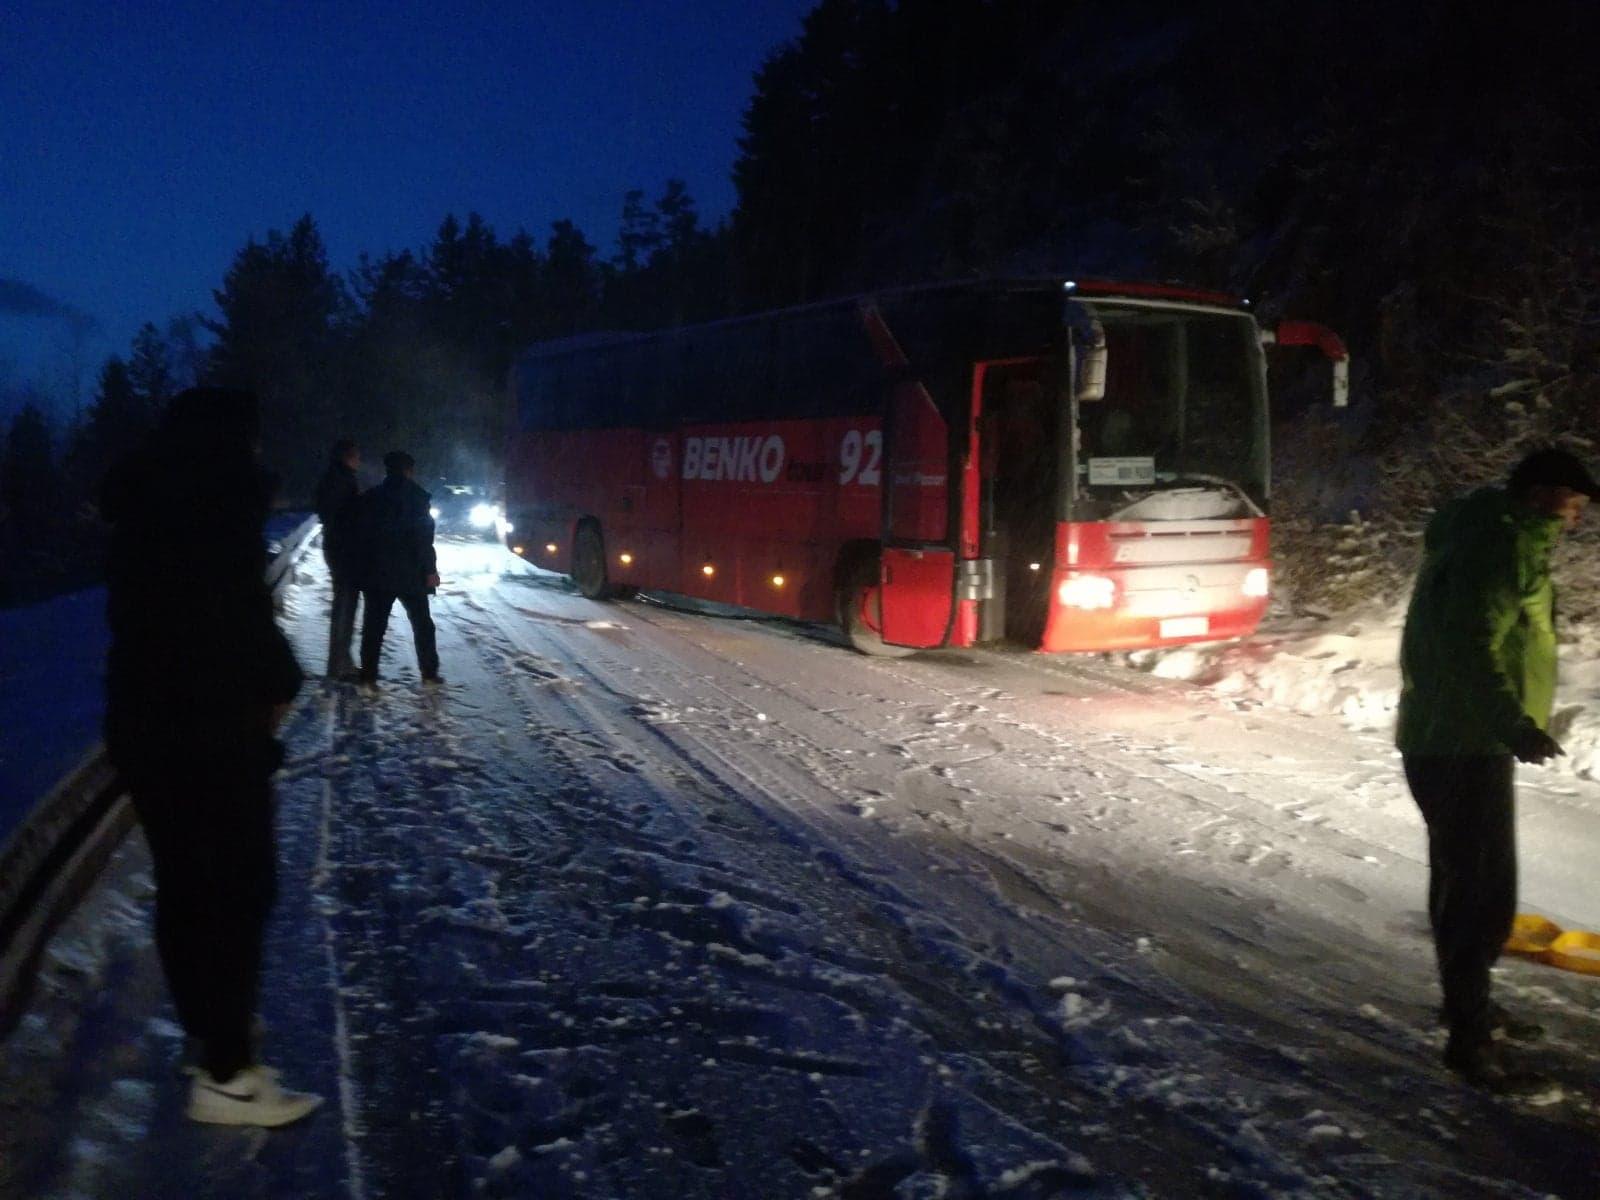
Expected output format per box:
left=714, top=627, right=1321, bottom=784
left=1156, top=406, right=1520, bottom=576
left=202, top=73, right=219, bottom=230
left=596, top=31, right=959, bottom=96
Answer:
left=7, top=540, right=1600, bottom=1198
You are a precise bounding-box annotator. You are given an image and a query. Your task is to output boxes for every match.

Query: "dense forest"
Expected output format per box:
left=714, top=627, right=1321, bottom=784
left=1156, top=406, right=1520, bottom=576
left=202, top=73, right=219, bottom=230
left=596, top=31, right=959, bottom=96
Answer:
left=4, top=0, right=1599, bottom=611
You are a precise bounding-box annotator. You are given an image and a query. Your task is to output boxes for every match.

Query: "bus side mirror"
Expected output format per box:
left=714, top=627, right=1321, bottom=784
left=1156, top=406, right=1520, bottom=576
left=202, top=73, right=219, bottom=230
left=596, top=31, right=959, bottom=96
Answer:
left=1074, top=319, right=1108, bottom=403
left=1265, top=320, right=1349, bottom=408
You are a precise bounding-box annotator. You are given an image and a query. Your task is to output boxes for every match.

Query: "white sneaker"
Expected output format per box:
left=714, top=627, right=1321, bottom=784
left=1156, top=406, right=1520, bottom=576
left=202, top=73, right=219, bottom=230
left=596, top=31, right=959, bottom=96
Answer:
left=187, top=1064, right=323, bottom=1128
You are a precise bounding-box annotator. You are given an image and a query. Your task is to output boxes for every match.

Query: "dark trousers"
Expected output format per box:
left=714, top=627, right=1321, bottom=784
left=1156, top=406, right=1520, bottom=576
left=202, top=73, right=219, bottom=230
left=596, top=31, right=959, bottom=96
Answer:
left=360, top=590, right=439, bottom=678
left=129, top=767, right=276, bottom=1082
left=1402, top=754, right=1517, bottom=1046
left=327, top=569, right=360, bottom=675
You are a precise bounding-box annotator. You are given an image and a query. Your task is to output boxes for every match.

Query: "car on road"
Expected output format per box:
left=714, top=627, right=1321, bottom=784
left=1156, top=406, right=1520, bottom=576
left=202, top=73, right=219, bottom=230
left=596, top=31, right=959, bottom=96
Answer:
left=429, top=482, right=506, bottom=541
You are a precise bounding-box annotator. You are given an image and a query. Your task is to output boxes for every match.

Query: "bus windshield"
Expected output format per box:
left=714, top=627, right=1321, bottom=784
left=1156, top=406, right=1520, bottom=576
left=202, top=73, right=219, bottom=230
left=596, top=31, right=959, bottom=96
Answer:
left=1071, top=303, right=1267, bottom=521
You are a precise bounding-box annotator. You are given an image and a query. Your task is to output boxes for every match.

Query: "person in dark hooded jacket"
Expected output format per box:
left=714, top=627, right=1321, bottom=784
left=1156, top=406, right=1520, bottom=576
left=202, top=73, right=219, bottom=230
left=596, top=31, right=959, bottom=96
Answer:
left=357, top=450, right=440, bottom=686
left=313, top=438, right=362, bottom=678
left=102, top=386, right=321, bottom=1127
left=1396, top=447, right=1595, bottom=1086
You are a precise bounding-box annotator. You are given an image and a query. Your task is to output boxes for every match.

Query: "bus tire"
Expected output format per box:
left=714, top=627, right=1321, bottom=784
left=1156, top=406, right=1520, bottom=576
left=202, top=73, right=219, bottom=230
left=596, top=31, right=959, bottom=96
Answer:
left=572, top=521, right=613, bottom=600
left=836, top=552, right=916, bottom=658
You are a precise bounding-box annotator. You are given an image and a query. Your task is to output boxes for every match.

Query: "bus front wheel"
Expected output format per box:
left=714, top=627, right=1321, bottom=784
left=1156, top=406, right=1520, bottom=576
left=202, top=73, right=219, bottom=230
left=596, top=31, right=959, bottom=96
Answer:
left=573, top=522, right=612, bottom=600
left=836, top=553, right=916, bottom=658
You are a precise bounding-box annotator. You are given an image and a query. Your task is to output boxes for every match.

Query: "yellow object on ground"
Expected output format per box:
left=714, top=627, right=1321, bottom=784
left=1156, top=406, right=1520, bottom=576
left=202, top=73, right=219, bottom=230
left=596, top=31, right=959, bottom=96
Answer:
left=1504, top=913, right=1600, bottom=975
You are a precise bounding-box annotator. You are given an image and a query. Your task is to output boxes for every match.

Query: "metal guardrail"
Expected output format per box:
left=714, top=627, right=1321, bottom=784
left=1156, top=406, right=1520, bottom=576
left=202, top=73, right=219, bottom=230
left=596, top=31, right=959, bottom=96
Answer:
left=0, top=513, right=319, bottom=1035
left=265, top=513, right=319, bottom=596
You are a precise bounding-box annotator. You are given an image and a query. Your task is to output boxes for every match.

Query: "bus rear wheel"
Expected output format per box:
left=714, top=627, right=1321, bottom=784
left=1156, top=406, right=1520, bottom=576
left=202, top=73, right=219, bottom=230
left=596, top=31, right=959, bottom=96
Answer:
left=573, top=522, right=613, bottom=599
left=836, top=553, right=916, bottom=657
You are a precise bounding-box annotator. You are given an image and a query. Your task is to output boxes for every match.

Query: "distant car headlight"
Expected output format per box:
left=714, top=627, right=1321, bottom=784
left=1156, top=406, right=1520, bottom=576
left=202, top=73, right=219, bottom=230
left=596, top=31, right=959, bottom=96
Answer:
left=469, top=503, right=499, bottom=529
left=429, top=506, right=441, bottom=520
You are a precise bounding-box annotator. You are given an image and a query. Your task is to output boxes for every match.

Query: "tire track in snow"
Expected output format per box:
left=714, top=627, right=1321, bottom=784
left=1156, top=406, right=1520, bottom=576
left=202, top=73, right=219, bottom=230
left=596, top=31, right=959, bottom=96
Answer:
left=290, top=550, right=1600, bottom=1198
left=311, top=701, right=370, bottom=1200
left=301, top=582, right=1118, bottom=1196
left=581, top=584, right=1600, bottom=1197
left=438, top=585, right=1257, bottom=1195
left=462, top=582, right=1402, bottom=1196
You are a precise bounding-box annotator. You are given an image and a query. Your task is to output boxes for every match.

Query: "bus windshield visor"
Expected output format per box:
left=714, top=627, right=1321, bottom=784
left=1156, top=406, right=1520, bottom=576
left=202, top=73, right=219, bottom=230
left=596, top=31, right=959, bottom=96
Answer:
left=1072, top=304, right=1266, bottom=521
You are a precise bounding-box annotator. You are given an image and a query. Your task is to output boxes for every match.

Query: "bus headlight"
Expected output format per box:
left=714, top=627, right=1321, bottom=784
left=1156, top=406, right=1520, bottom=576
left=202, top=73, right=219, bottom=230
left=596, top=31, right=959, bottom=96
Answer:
left=1242, top=567, right=1270, bottom=598
left=1058, top=574, right=1116, bottom=610
left=469, top=503, right=499, bottom=529
left=429, top=506, right=441, bottom=520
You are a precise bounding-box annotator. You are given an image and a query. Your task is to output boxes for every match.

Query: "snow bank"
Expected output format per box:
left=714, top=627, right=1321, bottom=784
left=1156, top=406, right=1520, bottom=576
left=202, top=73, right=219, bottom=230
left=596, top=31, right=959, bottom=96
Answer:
left=1128, top=602, right=1600, bottom=779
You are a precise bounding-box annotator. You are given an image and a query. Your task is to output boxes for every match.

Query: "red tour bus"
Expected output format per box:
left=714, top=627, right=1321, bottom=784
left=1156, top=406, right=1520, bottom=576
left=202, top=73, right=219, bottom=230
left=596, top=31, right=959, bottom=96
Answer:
left=504, top=277, right=1346, bottom=655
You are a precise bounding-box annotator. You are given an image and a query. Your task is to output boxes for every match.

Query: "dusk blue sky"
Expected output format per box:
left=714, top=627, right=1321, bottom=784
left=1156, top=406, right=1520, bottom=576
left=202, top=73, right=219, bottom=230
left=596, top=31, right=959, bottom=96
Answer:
left=1, top=1, right=814, bottom=414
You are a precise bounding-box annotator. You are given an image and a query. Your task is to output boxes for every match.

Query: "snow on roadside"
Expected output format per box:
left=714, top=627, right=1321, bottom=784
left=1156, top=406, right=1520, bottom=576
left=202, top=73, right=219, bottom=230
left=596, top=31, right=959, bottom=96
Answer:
left=1125, top=602, right=1600, bottom=779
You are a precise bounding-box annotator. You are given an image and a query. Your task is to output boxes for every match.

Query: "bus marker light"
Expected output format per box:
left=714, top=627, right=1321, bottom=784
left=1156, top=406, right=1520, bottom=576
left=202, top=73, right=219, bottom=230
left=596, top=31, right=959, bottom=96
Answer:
left=771, top=574, right=786, bottom=588
left=702, top=563, right=716, bottom=577
left=1028, top=562, right=1041, bottom=572
left=545, top=543, right=558, bottom=555
left=513, top=545, right=525, bottom=556
left=619, top=552, right=634, bottom=566
left=1242, top=567, right=1270, bottom=598
left=1058, top=574, right=1115, bottom=610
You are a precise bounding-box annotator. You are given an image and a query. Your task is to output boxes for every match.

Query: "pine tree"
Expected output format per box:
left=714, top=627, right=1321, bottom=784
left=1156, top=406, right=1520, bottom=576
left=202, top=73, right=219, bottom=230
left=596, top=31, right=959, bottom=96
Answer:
left=2, top=404, right=59, bottom=552
left=616, top=189, right=662, bottom=273
left=544, top=220, right=600, bottom=336
left=207, top=214, right=350, bottom=497
left=163, top=314, right=210, bottom=391
left=127, top=321, right=176, bottom=415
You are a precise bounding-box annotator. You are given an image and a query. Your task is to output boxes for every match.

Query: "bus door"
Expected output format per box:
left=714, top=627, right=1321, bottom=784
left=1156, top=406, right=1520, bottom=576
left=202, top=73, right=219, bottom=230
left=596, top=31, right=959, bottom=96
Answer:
left=878, top=374, right=958, bottom=647
left=976, top=360, right=1055, bottom=645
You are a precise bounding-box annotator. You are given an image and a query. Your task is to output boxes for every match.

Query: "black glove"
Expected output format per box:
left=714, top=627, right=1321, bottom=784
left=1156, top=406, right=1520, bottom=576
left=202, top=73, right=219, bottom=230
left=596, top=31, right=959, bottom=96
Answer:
left=1508, top=722, right=1564, bottom=765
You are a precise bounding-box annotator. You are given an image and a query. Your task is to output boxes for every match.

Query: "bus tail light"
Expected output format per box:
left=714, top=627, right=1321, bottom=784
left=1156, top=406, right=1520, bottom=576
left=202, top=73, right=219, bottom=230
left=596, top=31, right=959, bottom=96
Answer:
left=1242, top=567, right=1270, bottom=598
left=1058, top=573, right=1116, bottom=610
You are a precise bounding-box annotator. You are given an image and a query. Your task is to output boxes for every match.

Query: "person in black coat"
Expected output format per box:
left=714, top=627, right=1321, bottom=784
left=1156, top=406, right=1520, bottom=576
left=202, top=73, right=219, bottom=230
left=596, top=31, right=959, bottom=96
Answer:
left=357, top=450, right=441, bottom=686
left=312, top=438, right=362, bottom=679
left=102, top=386, right=320, bottom=1126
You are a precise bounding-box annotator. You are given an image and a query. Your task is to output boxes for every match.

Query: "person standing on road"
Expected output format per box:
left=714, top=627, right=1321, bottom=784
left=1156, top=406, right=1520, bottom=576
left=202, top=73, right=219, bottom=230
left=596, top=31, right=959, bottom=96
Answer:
left=1396, top=447, right=1596, bottom=1085
left=313, top=438, right=363, bottom=680
left=357, top=450, right=441, bottom=688
left=102, top=386, right=322, bottom=1127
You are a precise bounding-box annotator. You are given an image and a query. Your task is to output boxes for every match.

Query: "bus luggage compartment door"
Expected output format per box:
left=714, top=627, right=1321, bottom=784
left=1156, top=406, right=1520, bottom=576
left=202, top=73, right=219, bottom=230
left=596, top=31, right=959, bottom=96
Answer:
left=879, top=381, right=956, bottom=648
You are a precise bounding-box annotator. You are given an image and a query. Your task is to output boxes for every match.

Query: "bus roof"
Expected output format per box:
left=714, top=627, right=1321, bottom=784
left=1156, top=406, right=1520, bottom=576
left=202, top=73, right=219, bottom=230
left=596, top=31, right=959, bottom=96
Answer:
left=1066, top=279, right=1246, bottom=307
left=514, top=276, right=1249, bottom=362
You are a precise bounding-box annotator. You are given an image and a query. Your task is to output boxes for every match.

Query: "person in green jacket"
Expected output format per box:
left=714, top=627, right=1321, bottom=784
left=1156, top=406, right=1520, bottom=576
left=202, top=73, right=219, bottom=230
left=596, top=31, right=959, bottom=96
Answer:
left=1397, top=447, right=1596, bottom=1084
